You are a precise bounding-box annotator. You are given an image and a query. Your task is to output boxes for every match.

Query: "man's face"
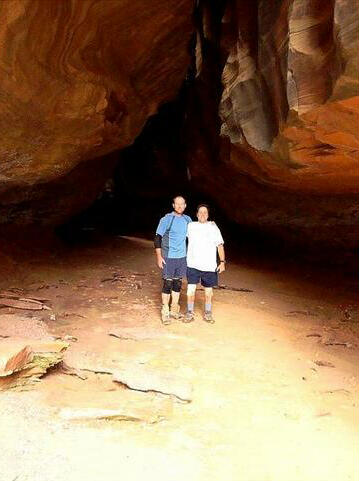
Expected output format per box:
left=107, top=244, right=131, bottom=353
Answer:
left=173, top=197, right=186, bottom=214
left=197, top=206, right=209, bottom=223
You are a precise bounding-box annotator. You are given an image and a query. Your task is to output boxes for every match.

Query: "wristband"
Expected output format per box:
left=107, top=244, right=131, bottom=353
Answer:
left=219, top=260, right=226, bottom=264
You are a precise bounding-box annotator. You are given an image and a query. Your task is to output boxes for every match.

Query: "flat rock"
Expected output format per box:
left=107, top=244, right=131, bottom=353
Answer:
left=113, top=365, right=193, bottom=402
left=54, top=388, right=172, bottom=424
left=0, top=314, right=51, bottom=339
left=59, top=408, right=151, bottom=423
left=109, top=327, right=183, bottom=341
left=59, top=403, right=166, bottom=424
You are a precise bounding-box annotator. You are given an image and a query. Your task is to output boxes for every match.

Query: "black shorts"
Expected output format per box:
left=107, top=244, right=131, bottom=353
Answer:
left=162, top=257, right=187, bottom=279
left=187, top=267, right=218, bottom=287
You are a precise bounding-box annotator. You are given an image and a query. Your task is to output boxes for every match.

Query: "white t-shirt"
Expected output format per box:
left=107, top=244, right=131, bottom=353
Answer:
left=187, top=222, right=224, bottom=272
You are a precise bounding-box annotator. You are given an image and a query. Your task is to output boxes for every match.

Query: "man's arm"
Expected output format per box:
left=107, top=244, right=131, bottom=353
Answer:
left=154, top=217, right=167, bottom=269
left=217, top=244, right=226, bottom=273
left=154, top=235, right=166, bottom=269
left=214, top=225, right=225, bottom=273
left=217, top=244, right=226, bottom=274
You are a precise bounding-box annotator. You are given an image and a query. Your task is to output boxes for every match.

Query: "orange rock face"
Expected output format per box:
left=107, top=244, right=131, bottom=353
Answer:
left=0, top=0, right=193, bottom=223
left=0, top=0, right=357, bottom=251
left=218, top=0, right=359, bottom=193
left=187, top=0, right=359, bottom=249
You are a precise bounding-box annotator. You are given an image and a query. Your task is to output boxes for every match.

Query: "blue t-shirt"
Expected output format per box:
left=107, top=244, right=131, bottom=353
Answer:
left=156, top=213, right=192, bottom=258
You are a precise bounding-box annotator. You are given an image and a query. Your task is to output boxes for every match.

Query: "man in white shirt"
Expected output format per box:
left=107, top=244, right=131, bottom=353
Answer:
left=185, top=204, right=226, bottom=323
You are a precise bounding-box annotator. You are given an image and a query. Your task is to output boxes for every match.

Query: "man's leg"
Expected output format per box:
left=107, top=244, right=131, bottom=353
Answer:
left=169, top=258, right=187, bottom=319
left=161, top=258, right=175, bottom=324
left=161, top=278, right=172, bottom=324
left=185, top=283, right=196, bottom=322
left=202, top=271, right=217, bottom=323
left=204, top=287, right=213, bottom=312
left=170, top=278, right=183, bottom=318
left=184, top=267, right=200, bottom=322
left=203, top=287, right=215, bottom=323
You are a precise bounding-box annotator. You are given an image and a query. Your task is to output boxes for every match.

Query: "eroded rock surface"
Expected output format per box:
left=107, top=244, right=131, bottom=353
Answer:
left=187, top=0, right=359, bottom=249
left=0, top=0, right=193, bottom=223
left=217, top=0, right=358, bottom=192
left=0, top=339, right=68, bottom=390
left=0, top=0, right=358, bottom=251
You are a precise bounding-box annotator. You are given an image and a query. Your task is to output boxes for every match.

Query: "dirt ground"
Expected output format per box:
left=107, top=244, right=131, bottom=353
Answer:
left=0, top=235, right=358, bottom=481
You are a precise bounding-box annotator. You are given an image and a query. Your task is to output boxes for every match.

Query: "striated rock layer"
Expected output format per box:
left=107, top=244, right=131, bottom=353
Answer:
left=0, top=0, right=358, bottom=253
left=187, top=0, right=359, bottom=250
left=0, top=0, right=193, bottom=224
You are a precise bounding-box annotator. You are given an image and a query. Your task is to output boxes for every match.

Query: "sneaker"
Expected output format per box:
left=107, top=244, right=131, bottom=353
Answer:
left=161, top=306, right=171, bottom=325
left=204, top=311, right=215, bottom=323
left=183, top=311, right=194, bottom=323
left=170, top=304, right=184, bottom=320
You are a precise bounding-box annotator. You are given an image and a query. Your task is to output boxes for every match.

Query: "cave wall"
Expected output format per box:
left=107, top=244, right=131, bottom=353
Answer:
left=186, top=0, right=359, bottom=250
left=0, top=0, right=358, bottom=252
left=0, top=0, right=194, bottom=224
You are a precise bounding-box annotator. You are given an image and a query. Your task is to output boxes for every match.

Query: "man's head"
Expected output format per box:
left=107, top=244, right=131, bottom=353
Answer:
left=196, top=204, right=209, bottom=223
left=172, top=196, right=186, bottom=215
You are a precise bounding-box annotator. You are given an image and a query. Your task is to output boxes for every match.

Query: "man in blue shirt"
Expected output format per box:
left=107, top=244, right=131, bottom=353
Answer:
left=154, top=196, right=191, bottom=324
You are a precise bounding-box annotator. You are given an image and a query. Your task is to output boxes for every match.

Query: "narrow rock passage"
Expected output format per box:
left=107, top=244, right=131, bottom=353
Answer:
left=0, top=236, right=357, bottom=481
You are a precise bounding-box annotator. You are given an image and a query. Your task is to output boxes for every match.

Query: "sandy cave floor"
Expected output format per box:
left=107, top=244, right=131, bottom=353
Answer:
left=0, top=235, right=358, bottom=481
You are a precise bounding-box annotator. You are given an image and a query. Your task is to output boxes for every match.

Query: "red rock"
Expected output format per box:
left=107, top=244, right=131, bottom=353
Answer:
left=0, top=339, right=69, bottom=390
left=0, top=0, right=193, bottom=223
left=186, top=0, right=359, bottom=249
left=4, top=346, right=33, bottom=374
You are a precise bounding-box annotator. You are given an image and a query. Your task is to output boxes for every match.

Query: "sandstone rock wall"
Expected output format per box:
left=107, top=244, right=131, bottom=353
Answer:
left=187, top=0, right=359, bottom=249
left=0, top=0, right=193, bottom=223
left=0, top=0, right=357, bottom=252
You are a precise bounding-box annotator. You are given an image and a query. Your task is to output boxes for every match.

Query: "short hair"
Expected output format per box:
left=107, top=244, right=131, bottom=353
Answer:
left=196, top=203, right=210, bottom=214
left=172, top=195, right=186, bottom=204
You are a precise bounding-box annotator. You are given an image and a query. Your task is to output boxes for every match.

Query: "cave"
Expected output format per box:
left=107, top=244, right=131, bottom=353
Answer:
left=0, top=1, right=358, bottom=480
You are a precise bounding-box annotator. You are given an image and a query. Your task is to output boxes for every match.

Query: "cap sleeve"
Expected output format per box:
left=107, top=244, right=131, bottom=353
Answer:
left=156, top=216, right=169, bottom=235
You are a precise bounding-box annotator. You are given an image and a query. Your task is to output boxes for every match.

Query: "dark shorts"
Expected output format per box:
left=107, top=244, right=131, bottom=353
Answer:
left=187, top=267, right=218, bottom=287
left=162, top=257, right=187, bottom=279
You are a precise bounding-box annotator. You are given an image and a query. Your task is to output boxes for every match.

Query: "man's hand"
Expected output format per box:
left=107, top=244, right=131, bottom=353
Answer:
left=217, top=262, right=225, bottom=274
left=157, top=256, right=166, bottom=269
left=155, top=248, right=166, bottom=269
